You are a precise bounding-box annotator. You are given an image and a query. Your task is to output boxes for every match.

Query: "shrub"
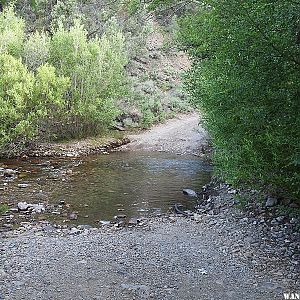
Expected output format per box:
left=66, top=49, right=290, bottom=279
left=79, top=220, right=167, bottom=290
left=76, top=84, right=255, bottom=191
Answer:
left=178, top=1, right=300, bottom=200
left=33, top=63, right=70, bottom=119
left=0, top=54, right=35, bottom=149
left=23, top=31, right=50, bottom=71
left=0, top=54, right=69, bottom=152
left=49, top=20, right=128, bottom=138
left=0, top=6, right=24, bottom=57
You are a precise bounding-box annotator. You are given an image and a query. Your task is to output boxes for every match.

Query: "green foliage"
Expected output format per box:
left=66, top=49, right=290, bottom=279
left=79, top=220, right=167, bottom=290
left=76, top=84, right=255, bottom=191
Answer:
left=126, top=0, right=140, bottom=15
left=0, top=204, right=9, bottom=214
left=178, top=1, right=300, bottom=200
left=49, top=20, right=127, bottom=138
left=0, top=54, right=35, bottom=148
left=23, top=31, right=50, bottom=71
left=0, top=54, right=69, bottom=151
left=50, top=0, right=80, bottom=31
left=0, top=6, right=24, bottom=57
left=33, top=63, right=70, bottom=117
left=0, top=6, right=129, bottom=149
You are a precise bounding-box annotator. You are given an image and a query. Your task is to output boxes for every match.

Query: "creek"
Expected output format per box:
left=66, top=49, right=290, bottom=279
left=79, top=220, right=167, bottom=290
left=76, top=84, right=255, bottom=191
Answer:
left=0, top=152, right=212, bottom=225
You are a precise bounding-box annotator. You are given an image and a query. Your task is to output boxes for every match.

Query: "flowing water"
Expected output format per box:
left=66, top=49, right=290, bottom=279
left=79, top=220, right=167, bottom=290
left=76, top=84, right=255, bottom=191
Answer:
left=0, top=152, right=212, bottom=225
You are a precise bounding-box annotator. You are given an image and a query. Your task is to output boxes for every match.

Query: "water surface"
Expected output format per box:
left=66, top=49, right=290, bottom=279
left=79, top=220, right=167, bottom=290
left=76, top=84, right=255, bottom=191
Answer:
left=0, top=152, right=212, bottom=224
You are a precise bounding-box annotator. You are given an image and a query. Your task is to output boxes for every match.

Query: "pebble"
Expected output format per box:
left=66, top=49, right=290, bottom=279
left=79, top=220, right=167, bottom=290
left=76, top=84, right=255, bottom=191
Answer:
left=17, top=184, right=30, bottom=188
left=68, top=213, right=78, bottom=220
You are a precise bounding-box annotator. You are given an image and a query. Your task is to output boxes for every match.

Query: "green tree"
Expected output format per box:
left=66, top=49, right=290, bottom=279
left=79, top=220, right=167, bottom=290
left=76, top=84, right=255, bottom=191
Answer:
left=148, top=0, right=300, bottom=200
left=184, top=1, right=300, bottom=200
left=0, top=5, right=25, bottom=57
left=0, top=53, right=69, bottom=153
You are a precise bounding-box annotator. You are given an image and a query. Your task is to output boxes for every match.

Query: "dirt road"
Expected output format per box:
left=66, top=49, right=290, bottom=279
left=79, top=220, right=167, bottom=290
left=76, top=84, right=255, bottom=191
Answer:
left=120, top=113, right=208, bottom=155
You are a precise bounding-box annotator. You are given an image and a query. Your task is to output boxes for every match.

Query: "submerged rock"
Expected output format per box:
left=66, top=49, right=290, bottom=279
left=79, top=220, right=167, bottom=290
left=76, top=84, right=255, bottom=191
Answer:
left=182, top=189, right=198, bottom=197
left=68, top=213, right=78, bottom=220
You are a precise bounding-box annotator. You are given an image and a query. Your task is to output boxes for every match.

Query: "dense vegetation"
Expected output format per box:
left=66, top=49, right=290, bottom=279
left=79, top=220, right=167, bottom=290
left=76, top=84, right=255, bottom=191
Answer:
left=1, top=0, right=299, bottom=201
left=0, top=5, right=127, bottom=151
left=149, top=0, right=300, bottom=201
left=0, top=1, right=190, bottom=154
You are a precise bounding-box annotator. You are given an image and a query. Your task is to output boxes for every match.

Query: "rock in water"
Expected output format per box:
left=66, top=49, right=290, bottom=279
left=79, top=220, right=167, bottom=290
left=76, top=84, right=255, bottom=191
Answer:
left=182, top=189, right=198, bottom=197
left=265, top=197, right=278, bottom=207
left=17, top=183, right=29, bottom=188
left=128, top=218, right=138, bottom=226
left=99, top=220, right=111, bottom=226
left=31, top=204, right=45, bottom=213
left=68, top=213, right=78, bottom=220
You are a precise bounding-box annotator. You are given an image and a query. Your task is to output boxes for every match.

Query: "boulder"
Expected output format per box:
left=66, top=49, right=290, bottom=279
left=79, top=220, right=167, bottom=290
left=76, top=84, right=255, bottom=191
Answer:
left=3, top=169, right=16, bottom=177
left=182, top=189, right=198, bottom=197
left=265, top=197, right=278, bottom=207
left=17, top=202, right=30, bottom=211
left=17, top=202, right=45, bottom=213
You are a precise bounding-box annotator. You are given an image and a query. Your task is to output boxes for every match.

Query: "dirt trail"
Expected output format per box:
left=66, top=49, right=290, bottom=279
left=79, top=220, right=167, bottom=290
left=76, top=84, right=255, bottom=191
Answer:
left=121, top=113, right=208, bottom=155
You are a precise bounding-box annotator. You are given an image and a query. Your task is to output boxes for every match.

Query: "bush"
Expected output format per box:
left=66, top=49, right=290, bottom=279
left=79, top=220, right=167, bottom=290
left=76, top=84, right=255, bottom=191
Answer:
left=0, top=54, right=69, bottom=152
left=178, top=1, right=300, bottom=200
left=0, top=6, right=24, bottom=57
left=49, top=20, right=128, bottom=138
left=23, top=31, right=50, bottom=71
left=0, top=54, right=35, bottom=149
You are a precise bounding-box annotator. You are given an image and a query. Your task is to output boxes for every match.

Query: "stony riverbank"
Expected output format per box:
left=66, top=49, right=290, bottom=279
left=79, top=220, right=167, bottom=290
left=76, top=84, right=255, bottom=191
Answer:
left=0, top=181, right=299, bottom=300
left=0, top=189, right=299, bottom=300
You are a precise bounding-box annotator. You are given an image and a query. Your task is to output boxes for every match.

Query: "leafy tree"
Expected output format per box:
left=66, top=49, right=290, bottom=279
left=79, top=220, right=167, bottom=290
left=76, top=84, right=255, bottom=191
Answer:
left=148, top=0, right=300, bottom=200
left=49, top=20, right=128, bottom=138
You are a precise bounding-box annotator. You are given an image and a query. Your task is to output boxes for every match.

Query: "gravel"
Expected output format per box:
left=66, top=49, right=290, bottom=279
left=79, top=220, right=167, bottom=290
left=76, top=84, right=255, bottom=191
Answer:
left=119, top=114, right=208, bottom=156
left=0, top=208, right=298, bottom=300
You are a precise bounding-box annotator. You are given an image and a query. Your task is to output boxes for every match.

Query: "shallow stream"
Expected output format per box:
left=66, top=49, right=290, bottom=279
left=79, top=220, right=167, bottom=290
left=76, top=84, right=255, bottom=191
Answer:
left=0, top=152, right=212, bottom=225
